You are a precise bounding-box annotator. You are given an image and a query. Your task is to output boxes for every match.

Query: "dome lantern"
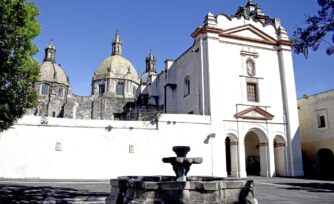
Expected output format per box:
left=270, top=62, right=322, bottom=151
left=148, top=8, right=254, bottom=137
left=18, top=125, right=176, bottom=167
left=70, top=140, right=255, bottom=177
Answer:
left=44, top=39, right=56, bottom=63
left=112, top=31, right=122, bottom=56
left=145, top=49, right=156, bottom=73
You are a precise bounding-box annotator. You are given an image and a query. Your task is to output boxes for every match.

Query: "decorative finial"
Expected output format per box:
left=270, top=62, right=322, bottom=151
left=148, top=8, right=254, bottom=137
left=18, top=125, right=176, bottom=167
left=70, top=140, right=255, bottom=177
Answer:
left=149, top=49, right=153, bottom=58
left=48, top=38, right=55, bottom=49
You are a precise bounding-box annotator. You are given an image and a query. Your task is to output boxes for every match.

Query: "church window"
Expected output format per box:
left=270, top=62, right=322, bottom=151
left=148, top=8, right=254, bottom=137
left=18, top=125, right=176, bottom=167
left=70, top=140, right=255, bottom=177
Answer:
left=40, top=84, right=49, bottom=96
left=317, top=109, right=328, bottom=129
left=58, top=87, right=64, bottom=98
left=318, top=115, right=326, bottom=128
left=116, top=82, right=124, bottom=95
left=184, top=76, right=190, bottom=97
left=247, top=83, right=258, bottom=102
left=99, top=84, right=105, bottom=95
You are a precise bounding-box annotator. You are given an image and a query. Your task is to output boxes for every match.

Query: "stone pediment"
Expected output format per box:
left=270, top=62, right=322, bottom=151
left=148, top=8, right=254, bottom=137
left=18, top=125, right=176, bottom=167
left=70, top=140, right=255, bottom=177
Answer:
left=234, top=106, right=274, bottom=120
left=222, top=24, right=276, bottom=44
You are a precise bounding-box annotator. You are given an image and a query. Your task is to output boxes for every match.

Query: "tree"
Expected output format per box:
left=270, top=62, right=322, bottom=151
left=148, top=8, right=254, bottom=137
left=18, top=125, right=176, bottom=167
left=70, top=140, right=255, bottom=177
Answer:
left=0, top=0, right=40, bottom=132
left=293, top=0, right=334, bottom=57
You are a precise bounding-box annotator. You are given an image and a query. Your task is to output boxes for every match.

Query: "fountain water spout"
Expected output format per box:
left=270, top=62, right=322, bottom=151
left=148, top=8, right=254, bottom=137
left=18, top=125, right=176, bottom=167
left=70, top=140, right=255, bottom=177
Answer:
left=162, top=146, right=202, bottom=181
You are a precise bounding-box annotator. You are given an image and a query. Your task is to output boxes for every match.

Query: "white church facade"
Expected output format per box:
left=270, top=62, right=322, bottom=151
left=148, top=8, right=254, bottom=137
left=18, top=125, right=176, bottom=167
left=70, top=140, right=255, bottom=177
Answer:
left=0, top=1, right=304, bottom=179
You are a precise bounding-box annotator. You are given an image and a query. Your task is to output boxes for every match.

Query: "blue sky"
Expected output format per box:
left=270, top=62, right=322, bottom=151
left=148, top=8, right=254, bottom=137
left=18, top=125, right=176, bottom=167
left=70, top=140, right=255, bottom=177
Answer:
left=31, top=0, right=333, bottom=98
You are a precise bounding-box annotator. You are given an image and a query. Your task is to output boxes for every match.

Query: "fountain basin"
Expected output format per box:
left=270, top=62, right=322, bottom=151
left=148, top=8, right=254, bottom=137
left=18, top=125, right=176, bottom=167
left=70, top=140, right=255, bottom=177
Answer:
left=172, top=146, right=190, bottom=157
left=106, top=176, right=257, bottom=204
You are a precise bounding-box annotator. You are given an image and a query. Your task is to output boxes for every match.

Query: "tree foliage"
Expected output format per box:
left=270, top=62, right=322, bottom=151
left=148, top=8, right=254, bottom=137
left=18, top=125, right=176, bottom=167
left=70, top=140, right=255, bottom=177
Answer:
left=293, top=0, right=334, bottom=57
left=0, top=0, right=40, bottom=132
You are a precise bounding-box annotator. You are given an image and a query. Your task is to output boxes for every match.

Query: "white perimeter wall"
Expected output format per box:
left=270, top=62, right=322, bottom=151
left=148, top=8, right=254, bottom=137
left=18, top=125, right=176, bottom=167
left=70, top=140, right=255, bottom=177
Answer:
left=0, top=115, right=219, bottom=179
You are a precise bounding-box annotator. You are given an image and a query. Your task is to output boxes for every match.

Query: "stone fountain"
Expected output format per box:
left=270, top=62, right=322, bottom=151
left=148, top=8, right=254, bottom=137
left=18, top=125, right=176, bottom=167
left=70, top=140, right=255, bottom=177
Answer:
left=106, top=146, right=257, bottom=204
left=162, top=146, right=202, bottom=181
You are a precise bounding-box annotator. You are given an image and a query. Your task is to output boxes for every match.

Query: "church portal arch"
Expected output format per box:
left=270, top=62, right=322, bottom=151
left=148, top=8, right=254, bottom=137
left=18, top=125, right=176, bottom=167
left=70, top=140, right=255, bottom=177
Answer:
left=317, top=149, right=334, bottom=180
left=225, top=134, right=239, bottom=177
left=244, top=128, right=268, bottom=176
left=273, top=135, right=286, bottom=176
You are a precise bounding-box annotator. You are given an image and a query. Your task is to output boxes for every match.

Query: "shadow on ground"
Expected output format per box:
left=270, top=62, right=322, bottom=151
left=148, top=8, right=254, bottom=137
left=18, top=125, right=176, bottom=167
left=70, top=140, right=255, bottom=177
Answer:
left=0, top=184, right=108, bottom=203
left=278, top=182, right=334, bottom=193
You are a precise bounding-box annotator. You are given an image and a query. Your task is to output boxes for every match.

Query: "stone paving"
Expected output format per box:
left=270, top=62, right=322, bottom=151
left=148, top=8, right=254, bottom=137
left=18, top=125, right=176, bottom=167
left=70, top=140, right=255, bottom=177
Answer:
left=0, top=177, right=333, bottom=203
left=0, top=180, right=109, bottom=203
left=250, top=176, right=334, bottom=204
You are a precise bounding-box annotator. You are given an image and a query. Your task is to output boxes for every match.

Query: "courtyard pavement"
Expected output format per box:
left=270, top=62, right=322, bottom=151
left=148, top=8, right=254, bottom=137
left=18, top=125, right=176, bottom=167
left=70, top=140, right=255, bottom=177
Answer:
left=0, top=177, right=333, bottom=203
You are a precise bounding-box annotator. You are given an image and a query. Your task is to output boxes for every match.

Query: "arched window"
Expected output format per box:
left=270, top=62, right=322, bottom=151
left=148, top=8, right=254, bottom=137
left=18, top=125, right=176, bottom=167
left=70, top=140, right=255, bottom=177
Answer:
left=116, top=82, right=124, bottom=95
left=40, top=84, right=49, bottom=96
left=58, top=87, right=64, bottom=98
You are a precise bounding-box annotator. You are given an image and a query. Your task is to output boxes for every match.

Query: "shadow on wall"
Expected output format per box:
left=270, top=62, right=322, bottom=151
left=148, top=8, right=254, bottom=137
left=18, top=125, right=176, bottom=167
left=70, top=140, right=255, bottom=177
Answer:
left=292, top=128, right=304, bottom=177
left=302, top=148, right=334, bottom=180
left=0, top=184, right=108, bottom=203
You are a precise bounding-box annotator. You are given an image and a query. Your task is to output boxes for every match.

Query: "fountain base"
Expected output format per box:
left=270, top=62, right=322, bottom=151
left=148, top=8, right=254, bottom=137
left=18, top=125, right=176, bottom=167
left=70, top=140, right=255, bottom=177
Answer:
left=106, top=176, right=257, bottom=204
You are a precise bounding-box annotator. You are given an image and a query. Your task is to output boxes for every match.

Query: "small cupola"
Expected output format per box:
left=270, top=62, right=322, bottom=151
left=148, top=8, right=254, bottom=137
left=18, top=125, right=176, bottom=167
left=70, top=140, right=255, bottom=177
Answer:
left=112, top=31, right=122, bottom=56
left=44, top=39, right=56, bottom=63
left=234, top=0, right=268, bottom=21
left=245, top=0, right=256, bottom=14
left=145, top=50, right=156, bottom=73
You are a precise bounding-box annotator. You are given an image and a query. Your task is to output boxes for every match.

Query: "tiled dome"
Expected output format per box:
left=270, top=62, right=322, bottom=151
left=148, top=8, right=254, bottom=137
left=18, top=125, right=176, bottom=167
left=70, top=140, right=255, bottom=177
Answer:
left=95, top=55, right=139, bottom=80
left=39, top=61, right=69, bottom=86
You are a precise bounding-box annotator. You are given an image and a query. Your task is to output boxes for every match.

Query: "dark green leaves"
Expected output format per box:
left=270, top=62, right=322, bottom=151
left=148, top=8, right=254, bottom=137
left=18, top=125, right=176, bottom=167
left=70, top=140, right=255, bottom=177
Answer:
left=0, top=0, right=40, bottom=132
left=293, top=0, right=334, bottom=56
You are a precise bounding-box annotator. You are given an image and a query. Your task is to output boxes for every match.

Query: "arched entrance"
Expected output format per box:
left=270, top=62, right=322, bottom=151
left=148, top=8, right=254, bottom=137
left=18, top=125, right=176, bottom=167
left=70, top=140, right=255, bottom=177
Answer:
left=273, top=136, right=286, bottom=176
left=225, top=135, right=238, bottom=177
left=244, top=130, right=268, bottom=176
left=317, top=149, right=334, bottom=180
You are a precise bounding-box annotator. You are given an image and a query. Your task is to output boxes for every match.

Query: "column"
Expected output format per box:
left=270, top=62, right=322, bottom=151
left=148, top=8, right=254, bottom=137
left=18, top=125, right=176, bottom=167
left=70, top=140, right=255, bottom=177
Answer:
left=239, top=135, right=247, bottom=178
left=259, top=142, right=269, bottom=177
left=274, top=142, right=286, bottom=176
left=230, top=141, right=239, bottom=177
left=268, top=138, right=276, bottom=177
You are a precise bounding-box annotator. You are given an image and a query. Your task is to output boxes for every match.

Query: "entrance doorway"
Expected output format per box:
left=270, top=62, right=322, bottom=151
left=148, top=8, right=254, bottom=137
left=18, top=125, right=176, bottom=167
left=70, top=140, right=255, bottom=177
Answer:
left=225, top=135, right=238, bottom=177
left=273, top=136, right=286, bottom=176
left=244, top=130, right=268, bottom=176
left=225, top=138, right=231, bottom=175
left=318, top=149, right=334, bottom=180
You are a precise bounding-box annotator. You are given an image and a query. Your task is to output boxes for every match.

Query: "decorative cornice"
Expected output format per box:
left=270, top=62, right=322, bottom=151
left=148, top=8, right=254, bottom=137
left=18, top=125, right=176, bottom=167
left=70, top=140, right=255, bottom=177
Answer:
left=223, top=24, right=276, bottom=42
left=274, top=143, right=286, bottom=147
left=258, top=142, right=268, bottom=147
left=277, top=39, right=293, bottom=47
left=230, top=141, right=238, bottom=145
left=191, top=27, right=221, bottom=38
left=191, top=26, right=293, bottom=47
